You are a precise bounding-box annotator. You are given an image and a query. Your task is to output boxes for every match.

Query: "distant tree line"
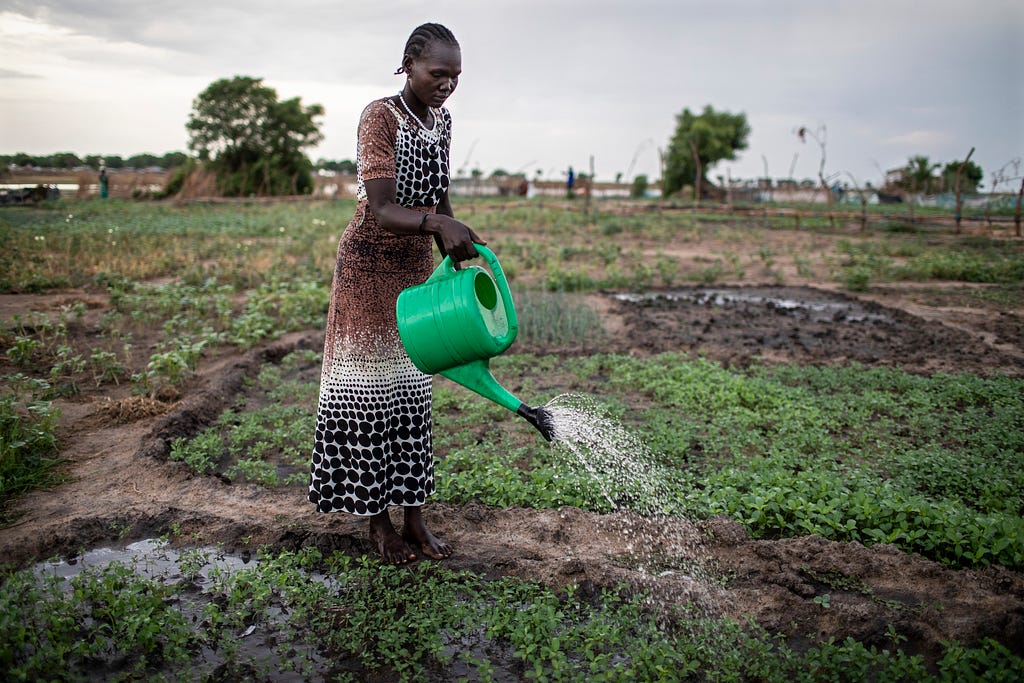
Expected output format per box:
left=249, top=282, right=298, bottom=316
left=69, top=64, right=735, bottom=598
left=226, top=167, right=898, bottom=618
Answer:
left=1, top=152, right=189, bottom=171
left=316, top=158, right=356, bottom=174
left=2, top=150, right=355, bottom=176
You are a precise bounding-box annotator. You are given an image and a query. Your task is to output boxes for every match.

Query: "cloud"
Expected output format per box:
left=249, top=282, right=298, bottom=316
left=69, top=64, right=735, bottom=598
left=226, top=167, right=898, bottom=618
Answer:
left=0, top=68, right=39, bottom=79
left=1, top=0, right=1021, bottom=183
left=883, top=130, right=954, bottom=149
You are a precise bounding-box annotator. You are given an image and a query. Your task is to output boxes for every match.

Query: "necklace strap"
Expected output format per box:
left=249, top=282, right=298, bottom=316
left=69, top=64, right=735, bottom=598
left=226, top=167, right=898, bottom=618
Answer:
left=398, top=92, right=435, bottom=132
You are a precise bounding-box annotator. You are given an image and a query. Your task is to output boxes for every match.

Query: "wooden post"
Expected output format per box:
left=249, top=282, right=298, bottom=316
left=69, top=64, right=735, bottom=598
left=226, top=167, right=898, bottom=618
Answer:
left=585, top=155, right=595, bottom=220
left=761, top=155, right=770, bottom=229
left=907, top=183, right=916, bottom=224
left=657, top=148, right=665, bottom=214
left=954, top=147, right=974, bottom=234
left=1016, top=176, right=1023, bottom=238
left=726, top=168, right=733, bottom=214
left=843, top=172, right=869, bottom=232
left=689, top=138, right=702, bottom=210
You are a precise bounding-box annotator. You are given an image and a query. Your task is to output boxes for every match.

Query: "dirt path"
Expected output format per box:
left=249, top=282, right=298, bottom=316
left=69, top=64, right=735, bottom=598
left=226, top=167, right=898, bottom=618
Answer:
left=2, top=247, right=1023, bottom=668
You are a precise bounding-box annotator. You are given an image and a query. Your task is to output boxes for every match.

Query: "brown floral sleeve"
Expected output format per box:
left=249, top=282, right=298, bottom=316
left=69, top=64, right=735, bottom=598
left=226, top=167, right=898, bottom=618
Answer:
left=357, top=100, right=399, bottom=182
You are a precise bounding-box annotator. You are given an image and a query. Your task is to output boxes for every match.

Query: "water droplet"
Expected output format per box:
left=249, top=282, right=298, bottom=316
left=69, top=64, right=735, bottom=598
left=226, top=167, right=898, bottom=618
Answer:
left=542, top=392, right=722, bottom=616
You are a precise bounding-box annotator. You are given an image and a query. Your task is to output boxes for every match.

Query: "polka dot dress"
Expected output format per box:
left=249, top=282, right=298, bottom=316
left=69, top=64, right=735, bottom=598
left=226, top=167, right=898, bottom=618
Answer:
left=309, top=98, right=452, bottom=516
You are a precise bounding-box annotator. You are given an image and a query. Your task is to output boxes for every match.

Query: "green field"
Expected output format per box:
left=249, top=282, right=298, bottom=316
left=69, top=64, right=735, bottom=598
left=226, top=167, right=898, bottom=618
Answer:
left=1, top=198, right=1022, bottom=681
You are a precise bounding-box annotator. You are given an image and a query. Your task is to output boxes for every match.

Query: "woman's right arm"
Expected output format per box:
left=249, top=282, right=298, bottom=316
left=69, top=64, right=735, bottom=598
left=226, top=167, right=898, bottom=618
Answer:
left=363, top=178, right=485, bottom=263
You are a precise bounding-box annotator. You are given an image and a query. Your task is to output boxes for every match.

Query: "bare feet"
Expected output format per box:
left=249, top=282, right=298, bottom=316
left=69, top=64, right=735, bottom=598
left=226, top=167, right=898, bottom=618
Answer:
left=403, top=506, right=453, bottom=560
left=368, top=511, right=416, bottom=564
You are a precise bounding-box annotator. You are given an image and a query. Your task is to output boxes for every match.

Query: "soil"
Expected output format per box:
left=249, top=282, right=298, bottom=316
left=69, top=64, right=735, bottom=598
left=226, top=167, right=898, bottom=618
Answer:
left=1, top=220, right=1023, bottom=672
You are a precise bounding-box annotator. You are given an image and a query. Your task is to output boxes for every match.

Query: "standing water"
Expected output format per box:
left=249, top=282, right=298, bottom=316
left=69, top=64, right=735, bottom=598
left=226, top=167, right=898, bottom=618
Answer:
left=541, top=393, right=723, bottom=616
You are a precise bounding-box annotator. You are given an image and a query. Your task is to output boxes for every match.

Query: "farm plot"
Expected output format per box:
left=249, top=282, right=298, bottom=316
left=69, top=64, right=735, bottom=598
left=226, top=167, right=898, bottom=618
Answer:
left=1, top=199, right=1022, bottom=680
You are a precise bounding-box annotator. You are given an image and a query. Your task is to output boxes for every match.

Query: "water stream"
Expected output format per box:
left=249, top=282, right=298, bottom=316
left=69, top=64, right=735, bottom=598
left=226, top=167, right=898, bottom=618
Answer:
left=542, top=392, right=719, bottom=612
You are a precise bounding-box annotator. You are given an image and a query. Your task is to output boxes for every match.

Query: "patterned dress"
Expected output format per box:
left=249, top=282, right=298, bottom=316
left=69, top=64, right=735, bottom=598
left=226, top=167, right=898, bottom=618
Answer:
left=309, top=98, right=452, bottom=516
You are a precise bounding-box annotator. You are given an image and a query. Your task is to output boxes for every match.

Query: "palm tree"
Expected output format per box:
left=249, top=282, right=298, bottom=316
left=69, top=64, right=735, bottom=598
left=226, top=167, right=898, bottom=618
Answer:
left=903, top=156, right=940, bottom=194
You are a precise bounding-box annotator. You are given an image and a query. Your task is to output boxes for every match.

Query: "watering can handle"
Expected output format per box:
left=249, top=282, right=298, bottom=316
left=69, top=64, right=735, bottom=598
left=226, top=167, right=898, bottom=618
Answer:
left=430, top=245, right=518, bottom=345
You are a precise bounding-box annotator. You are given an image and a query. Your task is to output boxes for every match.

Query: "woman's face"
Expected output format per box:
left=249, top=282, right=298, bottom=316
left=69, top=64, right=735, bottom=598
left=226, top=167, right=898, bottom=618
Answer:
left=405, top=43, right=462, bottom=109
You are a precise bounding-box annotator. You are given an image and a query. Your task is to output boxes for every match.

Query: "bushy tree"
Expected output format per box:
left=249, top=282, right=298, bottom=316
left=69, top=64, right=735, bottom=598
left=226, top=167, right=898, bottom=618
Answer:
left=186, top=76, right=324, bottom=196
left=899, top=156, right=940, bottom=194
left=126, top=153, right=163, bottom=169
left=663, top=105, right=750, bottom=198
left=941, top=159, right=983, bottom=193
left=50, top=152, right=82, bottom=169
left=630, top=174, right=649, bottom=198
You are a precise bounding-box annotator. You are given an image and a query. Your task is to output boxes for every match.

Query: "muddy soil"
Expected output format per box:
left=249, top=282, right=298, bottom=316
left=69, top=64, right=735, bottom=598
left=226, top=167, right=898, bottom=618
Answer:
left=1, top=244, right=1023, bottom=670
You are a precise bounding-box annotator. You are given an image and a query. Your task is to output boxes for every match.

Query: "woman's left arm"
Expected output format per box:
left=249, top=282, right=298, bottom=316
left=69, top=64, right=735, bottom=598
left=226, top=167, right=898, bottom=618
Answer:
left=434, top=190, right=456, bottom=256
left=437, top=190, right=455, bottom=218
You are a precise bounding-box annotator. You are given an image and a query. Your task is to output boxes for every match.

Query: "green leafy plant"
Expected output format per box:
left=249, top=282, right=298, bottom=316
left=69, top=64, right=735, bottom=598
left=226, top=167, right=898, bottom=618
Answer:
left=0, top=375, right=61, bottom=513
left=3, top=546, right=1020, bottom=682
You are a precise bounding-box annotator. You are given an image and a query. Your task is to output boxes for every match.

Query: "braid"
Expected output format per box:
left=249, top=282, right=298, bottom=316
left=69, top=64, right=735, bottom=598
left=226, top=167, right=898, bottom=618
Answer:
left=394, top=23, right=459, bottom=74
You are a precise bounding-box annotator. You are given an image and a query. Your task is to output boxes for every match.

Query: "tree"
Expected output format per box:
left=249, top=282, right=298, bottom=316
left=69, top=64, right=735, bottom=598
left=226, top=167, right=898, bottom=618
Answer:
left=186, top=76, right=324, bottom=196
left=663, top=105, right=750, bottom=198
left=900, top=156, right=940, bottom=194
left=630, top=174, right=649, bottom=198
left=317, top=158, right=356, bottom=174
left=796, top=123, right=840, bottom=228
left=51, top=152, right=82, bottom=169
left=126, top=153, right=162, bottom=169
left=941, top=159, right=983, bottom=193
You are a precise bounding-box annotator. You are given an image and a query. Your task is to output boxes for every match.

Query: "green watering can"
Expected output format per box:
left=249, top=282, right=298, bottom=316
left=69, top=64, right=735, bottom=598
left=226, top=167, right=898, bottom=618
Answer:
left=397, top=245, right=553, bottom=441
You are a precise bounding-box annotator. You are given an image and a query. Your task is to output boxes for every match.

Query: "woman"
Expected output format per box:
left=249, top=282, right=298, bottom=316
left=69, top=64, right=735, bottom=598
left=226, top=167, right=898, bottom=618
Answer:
left=309, top=23, right=484, bottom=564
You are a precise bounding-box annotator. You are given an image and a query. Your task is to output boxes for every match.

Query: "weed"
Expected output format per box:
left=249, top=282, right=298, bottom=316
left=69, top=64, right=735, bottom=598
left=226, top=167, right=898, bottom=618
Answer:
left=0, top=375, right=62, bottom=513
left=169, top=431, right=222, bottom=474
left=516, top=289, right=605, bottom=349
left=843, top=266, right=871, bottom=291
left=5, top=336, right=42, bottom=367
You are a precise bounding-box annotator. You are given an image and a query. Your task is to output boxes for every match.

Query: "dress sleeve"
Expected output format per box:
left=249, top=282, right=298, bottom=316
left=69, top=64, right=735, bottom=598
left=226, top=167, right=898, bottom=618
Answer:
left=357, top=100, right=398, bottom=182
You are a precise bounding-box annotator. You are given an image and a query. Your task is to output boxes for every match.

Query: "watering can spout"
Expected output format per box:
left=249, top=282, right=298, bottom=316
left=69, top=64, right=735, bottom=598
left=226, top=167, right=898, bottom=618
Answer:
left=517, top=404, right=555, bottom=442
left=439, top=361, right=554, bottom=441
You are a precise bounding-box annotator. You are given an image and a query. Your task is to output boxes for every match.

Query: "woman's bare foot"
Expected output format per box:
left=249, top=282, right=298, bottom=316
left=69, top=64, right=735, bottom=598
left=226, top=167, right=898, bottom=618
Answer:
left=403, top=506, right=453, bottom=559
left=369, top=511, right=416, bottom=564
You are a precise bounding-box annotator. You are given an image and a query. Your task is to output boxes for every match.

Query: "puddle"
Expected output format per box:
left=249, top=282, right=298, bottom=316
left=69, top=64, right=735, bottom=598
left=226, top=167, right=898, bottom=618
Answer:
left=34, top=538, right=253, bottom=582
left=30, top=539, right=338, bottom=681
left=23, top=539, right=536, bottom=682
left=611, top=288, right=891, bottom=324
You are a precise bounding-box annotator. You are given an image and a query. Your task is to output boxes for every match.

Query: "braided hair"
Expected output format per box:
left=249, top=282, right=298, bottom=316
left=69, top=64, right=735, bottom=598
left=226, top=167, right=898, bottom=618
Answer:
left=395, top=23, right=459, bottom=74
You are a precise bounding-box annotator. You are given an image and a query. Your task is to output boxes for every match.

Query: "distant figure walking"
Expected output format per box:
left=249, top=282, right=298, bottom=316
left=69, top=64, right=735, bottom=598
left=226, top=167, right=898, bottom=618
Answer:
left=566, top=166, right=575, bottom=198
left=99, top=168, right=109, bottom=199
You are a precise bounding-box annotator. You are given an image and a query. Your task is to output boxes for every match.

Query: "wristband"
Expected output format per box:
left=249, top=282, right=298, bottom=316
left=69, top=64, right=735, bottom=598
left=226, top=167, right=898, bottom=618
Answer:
left=418, top=213, right=428, bottom=236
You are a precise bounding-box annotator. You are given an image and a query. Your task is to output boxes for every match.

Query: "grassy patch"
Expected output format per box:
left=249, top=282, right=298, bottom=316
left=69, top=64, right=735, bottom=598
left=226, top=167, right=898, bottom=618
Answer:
left=169, top=350, right=319, bottom=486
left=835, top=235, right=1024, bottom=287
left=170, top=345, right=1024, bottom=571
left=3, top=545, right=1020, bottom=681
left=0, top=375, right=62, bottom=517
left=515, top=289, right=606, bottom=349
left=428, top=354, right=1024, bottom=570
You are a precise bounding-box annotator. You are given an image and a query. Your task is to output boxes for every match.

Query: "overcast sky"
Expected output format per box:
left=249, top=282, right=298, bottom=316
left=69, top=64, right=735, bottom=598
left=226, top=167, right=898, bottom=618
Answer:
left=2, top=0, right=1021, bottom=187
